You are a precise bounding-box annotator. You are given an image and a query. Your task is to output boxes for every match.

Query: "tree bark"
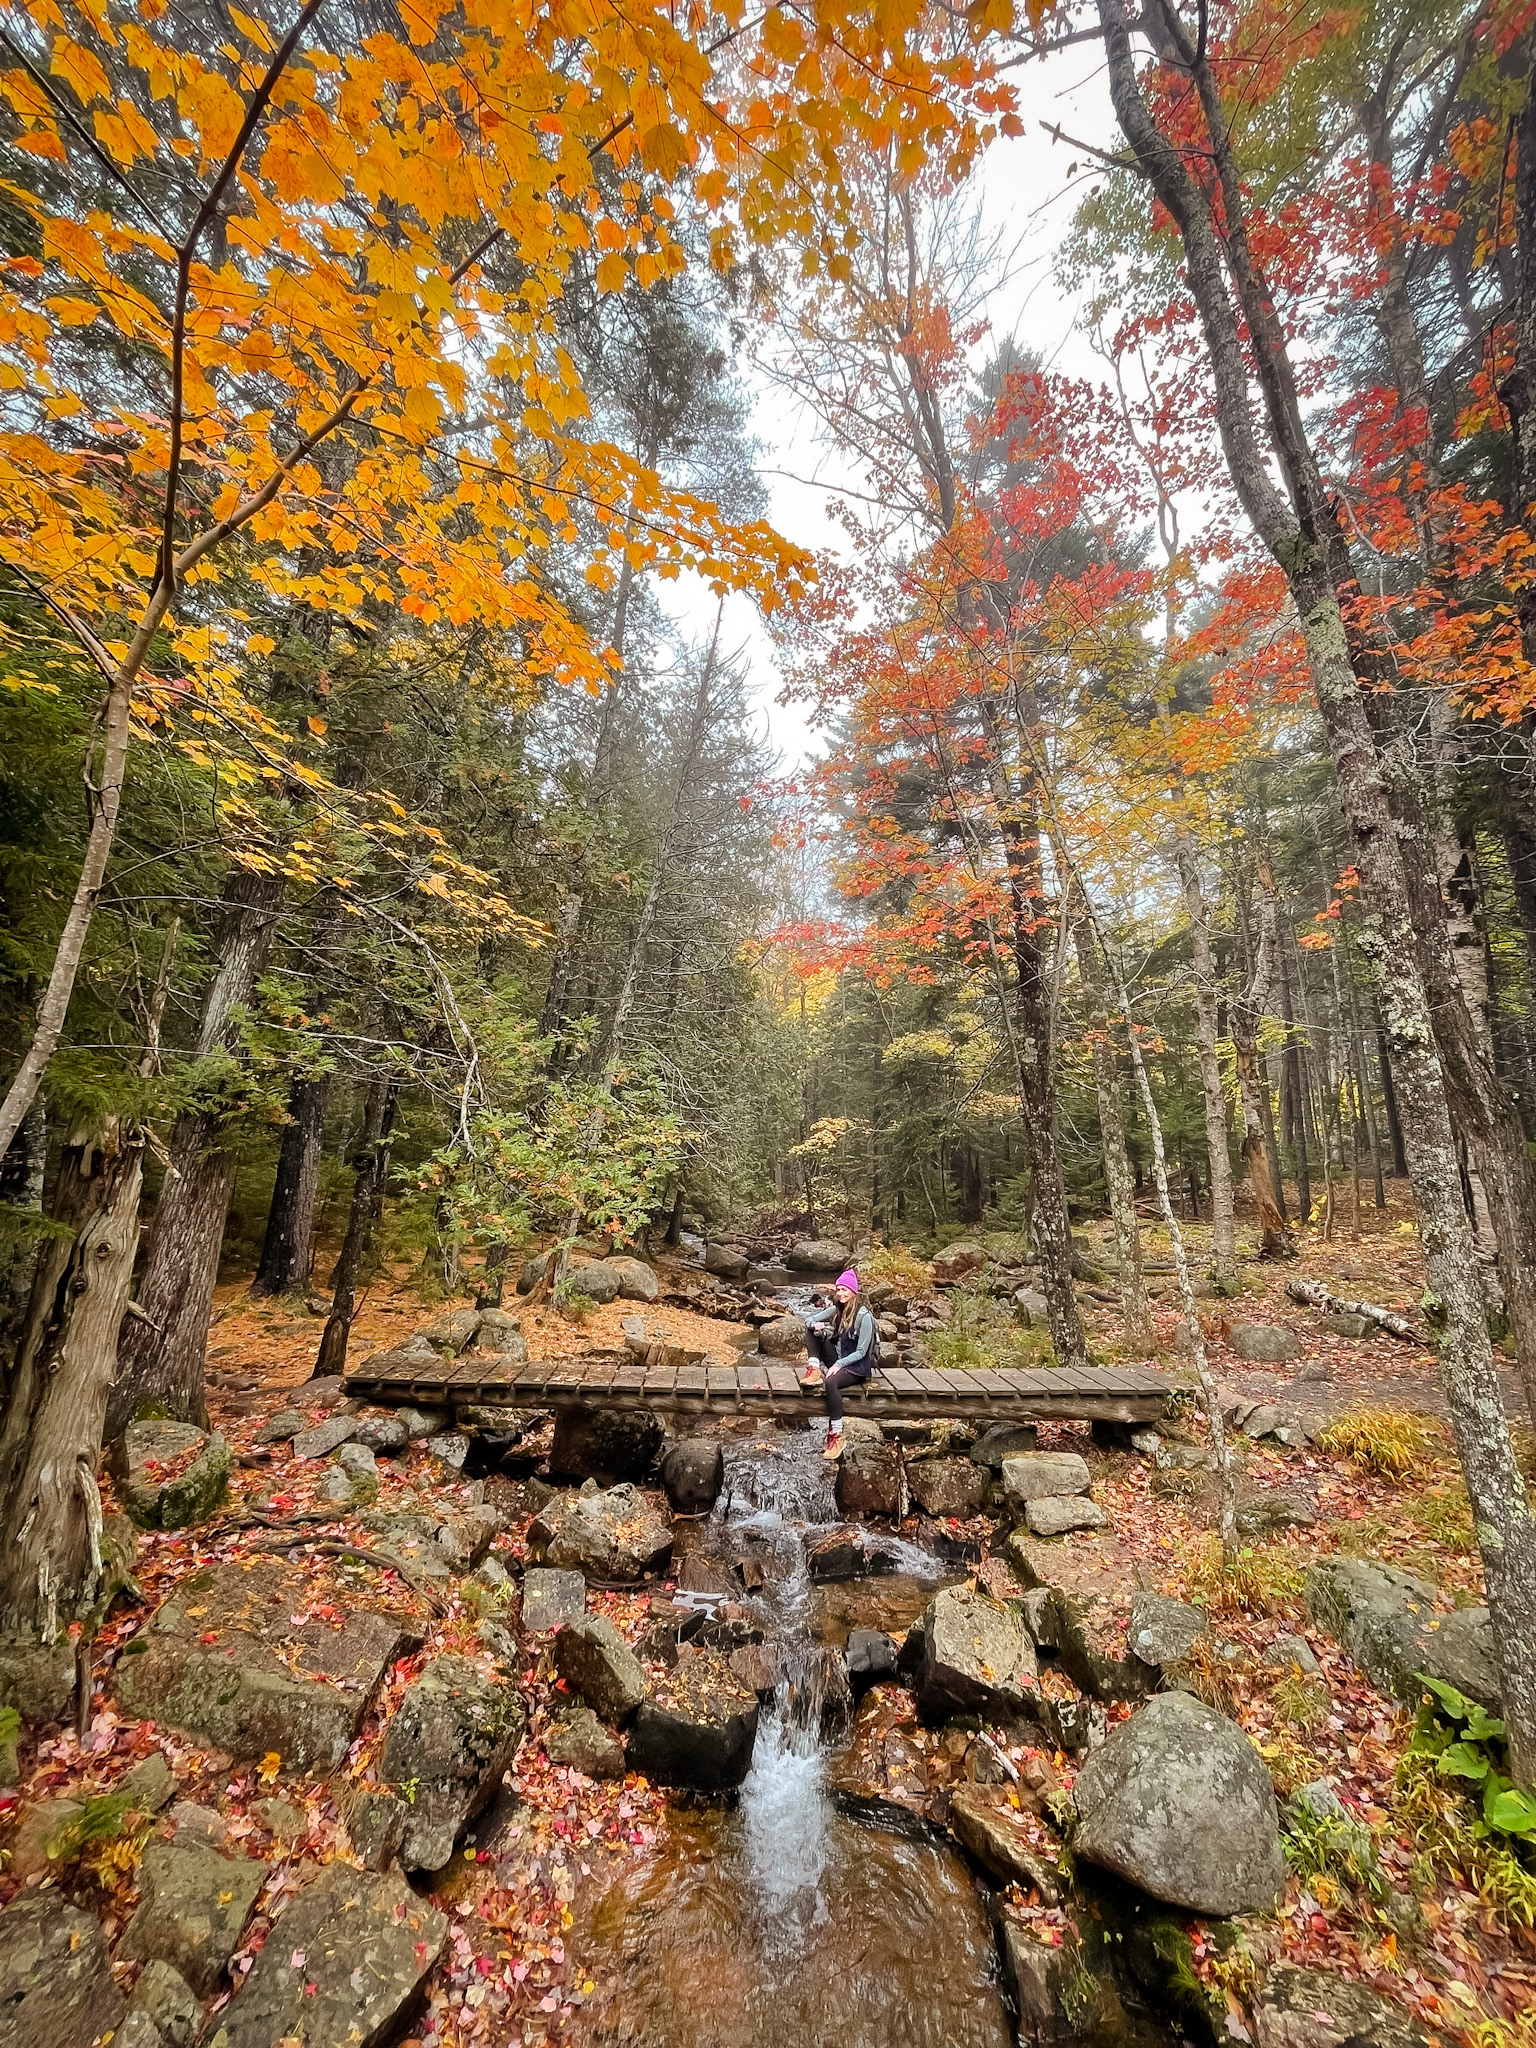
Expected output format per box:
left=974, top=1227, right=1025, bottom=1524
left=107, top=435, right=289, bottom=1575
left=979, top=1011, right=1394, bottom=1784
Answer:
left=0, top=1094, right=48, bottom=1377
left=252, top=1073, right=329, bottom=1297
left=314, top=1078, right=399, bottom=1379
left=1170, top=828, right=1236, bottom=1281
left=0, top=1119, right=144, bottom=1646
left=109, top=871, right=283, bottom=1436
left=1231, top=864, right=1291, bottom=1255
left=1073, top=916, right=1154, bottom=1349
left=1278, top=940, right=1313, bottom=1225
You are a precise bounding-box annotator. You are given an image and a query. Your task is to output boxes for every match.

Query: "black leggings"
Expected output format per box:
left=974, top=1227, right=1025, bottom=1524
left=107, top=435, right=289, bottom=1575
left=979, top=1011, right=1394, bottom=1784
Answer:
left=808, top=1325, right=871, bottom=1423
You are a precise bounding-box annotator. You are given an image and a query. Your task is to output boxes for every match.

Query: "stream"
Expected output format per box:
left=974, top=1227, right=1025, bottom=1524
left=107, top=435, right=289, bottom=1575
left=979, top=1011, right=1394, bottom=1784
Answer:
left=571, top=1420, right=1014, bottom=2048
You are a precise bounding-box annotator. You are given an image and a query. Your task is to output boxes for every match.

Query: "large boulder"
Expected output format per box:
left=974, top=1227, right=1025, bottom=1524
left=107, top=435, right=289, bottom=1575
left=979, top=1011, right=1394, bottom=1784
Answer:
left=115, top=1561, right=417, bottom=1770
left=473, top=1308, right=528, bottom=1360
left=966, top=1422, right=1039, bottom=1469
left=1026, top=1497, right=1110, bottom=1537
left=907, top=1457, right=989, bottom=1519
left=203, top=1864, right=446, bottom=2048
left=930, top=1240, right=986, bottom=1286
left=626, top=1654, right=758, bottom=1791
left=568, top=1258, right=621, bottom=1304
left=290, top=1414, right=357, bottom=1460
left=835, top=1441, right=908, bottom=1519
left=118, top=1842, right=267, bottom=1996
left=554, top=1614, right=644, bottom=1722
left=0, top=1891, right=125, bottom=2048
left=1128, top=1593, right=1210, bottom=1670
left=607, top=1257, right=660, bottom=1302
left=549, top=1404, right=664, bottom=1483
left=660, top=1439, right=724, bottom=1514
left=757, top=1314, right=808, bottom=1358
left=379, top=1654, right=526, bottom=1870
left=1072, top=1690, right=1285, bottom=1915
left=111, top=1420, right=231, bottom=1530
left=1305, top=1557, right=1498, bottom=1710
left=126, top=1960, right=200, bottom=2048
left=704, top=1243, right=750, bottom=1279
left=912, top=1587, right=1038, bottom=1727
left=786, top=1238, right=851, bottom=1273
left=1227, top=1322, right=1301, bottom=1363
left=1001, top=1452, right=1091, bottom=1506
left=528, top=1483, right=674, bottom=1581
left=1252, top=1964, right=1429, bottom=2048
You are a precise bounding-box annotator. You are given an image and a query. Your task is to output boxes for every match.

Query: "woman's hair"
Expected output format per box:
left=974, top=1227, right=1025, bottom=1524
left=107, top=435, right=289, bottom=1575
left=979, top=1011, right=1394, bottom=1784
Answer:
left=833, top=1291, right=861, bottom=1337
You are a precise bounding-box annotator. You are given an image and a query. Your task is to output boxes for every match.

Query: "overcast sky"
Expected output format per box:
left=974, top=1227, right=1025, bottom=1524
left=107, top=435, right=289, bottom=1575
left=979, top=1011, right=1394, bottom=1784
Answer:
left=654, top=35, right=1123, bottom=770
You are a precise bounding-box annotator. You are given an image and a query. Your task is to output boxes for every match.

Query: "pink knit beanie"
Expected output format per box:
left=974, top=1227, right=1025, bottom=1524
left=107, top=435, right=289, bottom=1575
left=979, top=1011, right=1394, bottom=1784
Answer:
left=836, top=1269, right=859, bottom=1292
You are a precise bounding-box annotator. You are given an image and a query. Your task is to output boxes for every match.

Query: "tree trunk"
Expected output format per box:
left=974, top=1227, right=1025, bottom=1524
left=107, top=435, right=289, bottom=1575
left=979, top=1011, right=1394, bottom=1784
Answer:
left=1073, top=917, right=1154, bottom=1349
left=1278, top=940, right=1313, bottom=1225
left=110, top=871, right=282, bottom=1436
left=314, top=1079, right=399, bottom=1379
left=0, top=1094, right=48, bottom=1377
left=252, top=1073, right=330, bottom=1297
left=0, top=1119, right=144, bottom=1657
left=1376, top=1023, right=1409, bottom=1177
left=1230, top=866, right=1291, bottom=1256
left=1170, top=829, right=1236, bottom=1282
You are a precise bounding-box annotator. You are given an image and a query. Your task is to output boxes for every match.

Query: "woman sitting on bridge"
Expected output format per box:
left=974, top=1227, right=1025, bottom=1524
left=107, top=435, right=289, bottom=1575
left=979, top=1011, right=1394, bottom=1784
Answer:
left=799, top=1270, right=877, bottom=1460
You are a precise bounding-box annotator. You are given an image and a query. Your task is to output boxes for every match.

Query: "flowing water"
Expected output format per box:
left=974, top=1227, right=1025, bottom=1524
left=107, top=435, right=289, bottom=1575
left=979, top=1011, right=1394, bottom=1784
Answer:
left=572, top=1427, right=1013, bottom=2048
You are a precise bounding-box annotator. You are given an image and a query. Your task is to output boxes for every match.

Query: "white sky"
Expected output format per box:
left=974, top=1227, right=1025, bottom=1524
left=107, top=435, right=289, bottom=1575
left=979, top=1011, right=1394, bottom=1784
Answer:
left=655, top=36, right=1123, bottom=770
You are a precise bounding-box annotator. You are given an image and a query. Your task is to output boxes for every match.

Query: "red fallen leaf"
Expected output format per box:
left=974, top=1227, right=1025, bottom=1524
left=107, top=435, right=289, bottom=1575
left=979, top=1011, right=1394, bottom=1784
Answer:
left=201, top=1632, right=220, bottom=1645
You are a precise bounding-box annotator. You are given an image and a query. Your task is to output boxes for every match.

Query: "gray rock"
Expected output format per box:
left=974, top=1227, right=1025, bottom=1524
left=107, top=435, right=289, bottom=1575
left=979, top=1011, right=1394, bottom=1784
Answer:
left=203, top=1865, right=446, bottom=2048
left=321, top=1466, right=364, bottom=1505
left=522, top=1568, right=586, bottom=1632
left=168, top=1798, right=228, bottom=1849
left=421, top=1308, right=482, bottom=1352
left=352, top=1415, right=409, bottom=1453
left=757, top=1313, right=808, bottom=1358
left=337, top=1440, right=378, bottom=1479
left=118, top=1842, right=267, bottom=1995
left=1228, top=1322, right=1301, bottom=1363
left=554, top=1614, right=644, bottom=1722
left=116, top=2010, right=168, bottom=2048
left=345, top=1788, right=408, bottom=1871
left=1237, top=1489, right=1317, bottom=1539
left=1321, top=1312, right=1374, bottom=1340
left=660, top=1439, right=725, bottom=1514
left=0, top=1891, right=125, bottom=2048
left=568, top=1258, right=621, bottom=1304
left=1128, top=1593, right=1210, bottom=1668
left=1072, top=1690, right=1285, bottom=1915
left=1252, top=1963, right=1428, bottom=2047
left=1026, top=1496, right=1110, bottom=1537
left=846, top=1629, right=899, bottom=1697
left=7, top=1795, right=84, bottom=1883
left=835, top=1441, right=909, bottom=1519
left=704, top=1243, right=750, bottom=1279
left=253, top=1797, right=307, bottom=1840
left=930, top=1240, right=986, bottom=1286
left=913, top=1586, right=1038, bottom=1727
left=517, top=1253, right=550, bottom=1294
left=1002, top=1920, right=1079, bottom=2047
left=1014, top=1288, right=1050, bottom=1326
left=550, top=1405, right=663, bottom=1483
left=126, top=1960, right=199, bottom=2048
left=1001, top=1452, right=1091, bottom=1505
left=528, top=1483, right=673, bottom=1580
left=121, top=1750, right=177, bottom=1815
left=607, top=1257, right=659, bottom=1302
left=0, top=1634, right=75, bottom=1722
left=434, top=1503, right=502, bottom=1571
left=473, top=1308, right=528, bottom=1359
left=626, top=1695, right=758, bottom=1791
left=1265, top=1633, right=1321, bottom=1676
left=378, top=1654, right=526, bottom=1870
left=948, top=1783, right=1061, bottom=1900
left=1305, top=1556, right=1499, bottom=1710
left=115, top=1559, right=417, bottom=1770
left=546, top=1706, right=626, bottom=1779
left=967, top=1422, right=1040, bottom=1469
left=786, top=1238, right=851, bottom=1273
left=907, top=1457, right=989, bottom=1519
left=255, top=1409, right=306, bottom=1445
left=431, top=1433, right=471, bottom=1472
left=396, top=1405, right=449, bottom=1440
left=112, top=1421, right=231, bottom=1530
left=290, top=1415, right=357, bottom=1460
left=1020, top=1587, right=1058, bottom=1649
left=1130, top=1429, right=1162, bottom=1457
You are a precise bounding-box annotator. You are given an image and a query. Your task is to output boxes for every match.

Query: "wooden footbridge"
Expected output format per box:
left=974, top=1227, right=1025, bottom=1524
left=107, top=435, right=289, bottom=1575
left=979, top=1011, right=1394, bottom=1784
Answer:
left=343, top=1347, right=1174, bottom=1428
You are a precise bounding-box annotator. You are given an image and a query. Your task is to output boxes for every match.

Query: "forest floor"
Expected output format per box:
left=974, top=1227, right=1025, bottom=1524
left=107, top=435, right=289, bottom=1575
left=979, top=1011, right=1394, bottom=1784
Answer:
left=4, top=1205, right=1532, bottom=2048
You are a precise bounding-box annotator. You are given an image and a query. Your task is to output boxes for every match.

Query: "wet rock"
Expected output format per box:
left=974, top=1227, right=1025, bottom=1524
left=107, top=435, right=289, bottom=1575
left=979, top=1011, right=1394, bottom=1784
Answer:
left=926, top=1240, right=983, bottom=1287
left=1227, top=1322, right=1301, bottom=1363
left=112, top=1420, right=231, bottom=1530
left=704, top=1243, right=750, bottom=1279
left=521, top=1568, right=586, bottom=1632
left=528, top=1483, right=674, bottom=1581
left=913, top=1587, right=1037, bottom=1727
left=569, top=1258, right=622, bottom=1304
left=289, top=1414, right=357, bottom=1460
left=660, top=1439, right=724, bottom=1514
left=906, top=1457, right=989, bottom=1519
left=1001, top=1452, right=1091, bottom=1506
left=119, top=1842, right=267, bottom=1996
left=0, top=1891, right=125, bottom=2048
left=1265, top=1634, right=1321, bottom=1676
left=1002, top=1921, right=1079, bottom=2047
left=1128, top=1594, right=1210, bottom=1669
left=1305, top=1556, right=1499, bottom=1710
left=550, top=1406, right=664, bottom=1483
left=757, top=1313, right=808, bottom=1357
left=121, top=1750, right=177, bottom=1815
left=345, top=1789, right=408, bottom=1872
left=352, top=1415, right=410, bottom=1454
left=805, top=1527, right=902, bottom=1580
left=203, top=1864, right=446, bottom=2048
left=1072, top=1690, right=1285, bottom=1915
left=126, top=1960, right=199, bottom=2048
left=1025, top=1496, right=1110, bottom=1537
left=786, top=1238, right=851, bottom=1272
left=554, top=1614, right=644, bottom=1722
left=255, top=1409, right=306, bottom=1445
left=546, top=1706, right=626, bottom=1779
left=835, top=1441, right=909, bottom=1519
left=846, top=1628, right=899, bottom=1698
left=626, top=1683, right=758, bottom=1792
left=379, top=1654, right=526, bottom=1870
left=948, top=1784, right=1061, bottom=1901
left=607, top=1257, right=660, bottom=1302
left=1252, top=1962, right=1428, bottom=2048
left=115, top=1559, right=417, bottom=1770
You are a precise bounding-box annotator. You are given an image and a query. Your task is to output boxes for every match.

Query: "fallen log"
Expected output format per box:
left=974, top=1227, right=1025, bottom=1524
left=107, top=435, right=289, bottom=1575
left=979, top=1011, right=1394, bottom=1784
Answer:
left=1285, top=1278, right=1426, bottom=1346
